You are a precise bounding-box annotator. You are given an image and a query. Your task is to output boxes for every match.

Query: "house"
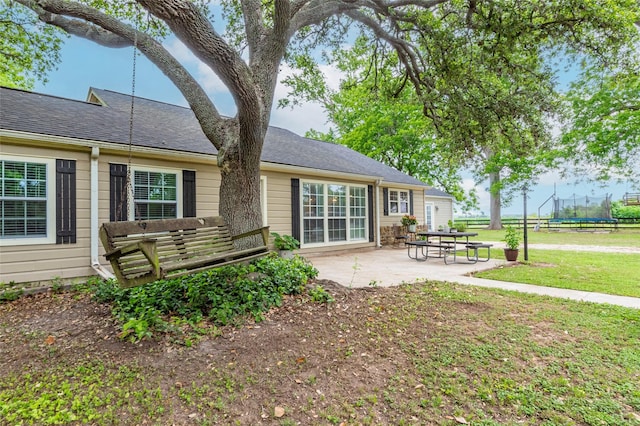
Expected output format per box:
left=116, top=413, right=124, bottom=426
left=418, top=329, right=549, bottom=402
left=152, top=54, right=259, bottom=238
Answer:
left=0, top=86, right=454, bottom=286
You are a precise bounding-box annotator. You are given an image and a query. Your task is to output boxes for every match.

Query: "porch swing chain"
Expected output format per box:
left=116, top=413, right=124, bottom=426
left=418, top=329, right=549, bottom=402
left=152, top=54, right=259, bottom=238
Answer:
left=115, top=7, right=144, bottom=222
left=125, top=18, right=138, bottom=220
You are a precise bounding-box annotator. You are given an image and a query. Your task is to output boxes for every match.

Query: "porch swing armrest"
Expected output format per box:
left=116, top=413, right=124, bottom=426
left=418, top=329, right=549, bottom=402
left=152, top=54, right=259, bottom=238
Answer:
left=231, top=226, right=270, bottom=246
left=104, top=238, right=158, bottom=261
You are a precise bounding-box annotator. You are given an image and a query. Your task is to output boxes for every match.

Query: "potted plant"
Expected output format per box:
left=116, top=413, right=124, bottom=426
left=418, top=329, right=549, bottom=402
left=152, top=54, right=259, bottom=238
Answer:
left=270, top=232, right=300, bottom=258
left=401, top=214, right=418, bottom=232
left=454, top=222, right=467, bottom=232
left=503, top=226, right=520, bottom=261
left=448, top=219, right=456, bottom=233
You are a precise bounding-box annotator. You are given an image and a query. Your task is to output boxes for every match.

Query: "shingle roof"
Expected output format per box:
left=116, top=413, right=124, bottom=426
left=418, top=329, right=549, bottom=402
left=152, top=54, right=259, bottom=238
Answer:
left=425, top=187, right=454, bottom=198
left=1, top=86, right=427, bottom=187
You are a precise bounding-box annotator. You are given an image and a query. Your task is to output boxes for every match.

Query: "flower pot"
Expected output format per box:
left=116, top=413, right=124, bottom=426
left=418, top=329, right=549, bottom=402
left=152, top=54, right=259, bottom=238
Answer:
left=408, top=224, right=416, bottom=232
left=504, top=248, right=519, bottom=261
left=279, top=250, right=295, bottom=259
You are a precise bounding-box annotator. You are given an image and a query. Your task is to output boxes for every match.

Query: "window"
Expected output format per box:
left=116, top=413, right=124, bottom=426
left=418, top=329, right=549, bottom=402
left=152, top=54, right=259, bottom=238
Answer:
left=133, top=169, right=178, bottom=220
left=110, top=165, right=192, bottom=221
left=301, top=181, right=367, bottom=245
left=389, top=189, right=409, bottom=214
left=0, top=157, right=56, bottom=245
left=350, top=186, right=367, bottom=240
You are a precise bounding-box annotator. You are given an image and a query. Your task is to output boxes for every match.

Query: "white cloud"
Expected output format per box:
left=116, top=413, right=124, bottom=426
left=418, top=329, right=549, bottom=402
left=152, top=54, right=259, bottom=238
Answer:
left=163, top=38, right=346, bottom=135
left=270, top=62, right=344, bottom=135
left=164, top=38, right=229, bottom=95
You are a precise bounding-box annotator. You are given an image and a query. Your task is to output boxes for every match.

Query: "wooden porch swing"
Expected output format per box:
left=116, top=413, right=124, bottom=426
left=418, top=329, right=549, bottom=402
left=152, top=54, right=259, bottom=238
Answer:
left=99, top=15, right=269, bottom=288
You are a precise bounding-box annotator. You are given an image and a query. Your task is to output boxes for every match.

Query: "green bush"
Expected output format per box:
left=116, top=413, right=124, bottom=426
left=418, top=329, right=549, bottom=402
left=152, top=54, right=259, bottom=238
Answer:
left=90, top=254, right=318, bottom=342
left=611, top=201, right=640, bottom=219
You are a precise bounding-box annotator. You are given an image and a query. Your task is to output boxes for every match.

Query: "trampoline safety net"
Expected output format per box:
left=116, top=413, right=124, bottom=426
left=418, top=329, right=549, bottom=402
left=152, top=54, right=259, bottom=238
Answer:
left=552, top=194, right=613, bottom=219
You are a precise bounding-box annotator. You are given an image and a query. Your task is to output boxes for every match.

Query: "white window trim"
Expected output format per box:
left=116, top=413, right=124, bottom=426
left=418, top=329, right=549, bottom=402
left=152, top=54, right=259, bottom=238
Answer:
left=260, top=175, right=268, bottom=226
left=0, top=155, right=56, bottom=246
left=129, top=165, right=183, bottom=220
left=388, top=188, right=410, bottom=216
left=300, top=179, right=368, bottom=248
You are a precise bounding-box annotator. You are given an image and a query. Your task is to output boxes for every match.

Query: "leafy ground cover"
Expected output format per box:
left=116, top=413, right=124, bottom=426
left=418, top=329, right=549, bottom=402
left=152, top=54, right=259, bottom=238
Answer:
left=1, top=277, right=639, bottom=425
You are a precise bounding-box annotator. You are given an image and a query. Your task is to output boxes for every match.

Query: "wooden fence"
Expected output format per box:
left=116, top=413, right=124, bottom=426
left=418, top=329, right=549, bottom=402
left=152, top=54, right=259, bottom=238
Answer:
left=455, top=217, right=640, bottom=230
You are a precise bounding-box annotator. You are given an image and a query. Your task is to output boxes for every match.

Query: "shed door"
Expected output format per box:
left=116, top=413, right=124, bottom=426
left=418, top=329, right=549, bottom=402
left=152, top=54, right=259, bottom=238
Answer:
left=424, top=202, right=435, bottom=231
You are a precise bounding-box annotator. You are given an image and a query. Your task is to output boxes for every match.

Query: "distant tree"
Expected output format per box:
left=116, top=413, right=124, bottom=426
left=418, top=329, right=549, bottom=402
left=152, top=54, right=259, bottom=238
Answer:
left=560, top=63, right=640, bottom=185
left=288, top=40, right=471, bottom=206
left=284, top=0, right=639, bottom=228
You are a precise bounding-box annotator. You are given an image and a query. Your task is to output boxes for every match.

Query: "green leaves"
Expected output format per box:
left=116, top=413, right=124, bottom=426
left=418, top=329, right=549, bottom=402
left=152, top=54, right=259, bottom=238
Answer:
left=0, top=1, right=66, bottom=89
left=561, top=64, right=640, bottom=183
left=90, top=254, right=318, bottom=342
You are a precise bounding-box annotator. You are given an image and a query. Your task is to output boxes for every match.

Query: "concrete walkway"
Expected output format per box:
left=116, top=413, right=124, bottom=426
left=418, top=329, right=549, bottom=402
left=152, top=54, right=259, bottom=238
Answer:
left=306, top=246, right=640, bottom=309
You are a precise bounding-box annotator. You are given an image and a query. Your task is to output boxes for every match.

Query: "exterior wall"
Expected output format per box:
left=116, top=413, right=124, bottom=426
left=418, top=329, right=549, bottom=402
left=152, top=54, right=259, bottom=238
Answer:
left=431, top=197, right=454, bottom=230
left=0, top=141, right=93, bottom=285
left=263, top=171, right=401, bottom=254
left=378, top=186, right=425, bottom=227
left=95, top=152, right=221, bottom=228
left=1, top=137, right=427, bottom=284
left=261, top=171, right=291, bottom=234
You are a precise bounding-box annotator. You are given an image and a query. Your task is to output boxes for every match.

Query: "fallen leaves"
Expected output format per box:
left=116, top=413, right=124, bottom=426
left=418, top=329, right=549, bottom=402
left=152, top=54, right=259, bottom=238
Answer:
left=274, top=406, right=285, bottom=417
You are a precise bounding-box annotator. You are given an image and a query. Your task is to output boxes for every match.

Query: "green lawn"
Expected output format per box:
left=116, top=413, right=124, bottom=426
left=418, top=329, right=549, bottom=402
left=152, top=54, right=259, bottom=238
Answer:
left=476, top=249, right=640, bottom=298
left=2, top=284, right=640, bottom=425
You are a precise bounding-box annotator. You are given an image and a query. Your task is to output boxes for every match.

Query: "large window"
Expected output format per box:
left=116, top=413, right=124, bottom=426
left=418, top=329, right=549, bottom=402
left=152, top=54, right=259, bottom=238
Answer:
left=389, top=189, right=409, bottom=214
left=302, top=181, right=367, bottom=245
left=133, top=170, right=178, bottom=220
left=0, top=157, right=55, bottom=244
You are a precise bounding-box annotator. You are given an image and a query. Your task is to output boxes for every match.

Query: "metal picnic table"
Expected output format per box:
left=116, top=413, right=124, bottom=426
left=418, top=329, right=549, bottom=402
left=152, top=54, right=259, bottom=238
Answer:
left=405, top=231, right=492, bottom=264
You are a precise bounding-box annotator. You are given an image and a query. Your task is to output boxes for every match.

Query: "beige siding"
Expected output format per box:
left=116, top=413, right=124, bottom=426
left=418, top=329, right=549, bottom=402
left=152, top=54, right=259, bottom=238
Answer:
left=0, top=143, right=92, bottom=284
left=1, top=137, right=428, bottom=284
left=379, top=186, right=425, bottom=227
left=96, top=153, right=221, bottom=227
left=265, top=172, right=385, bottom=250
left=262, top=171, right=292, bottom=234
left=432, top=198, right=454, bottom=230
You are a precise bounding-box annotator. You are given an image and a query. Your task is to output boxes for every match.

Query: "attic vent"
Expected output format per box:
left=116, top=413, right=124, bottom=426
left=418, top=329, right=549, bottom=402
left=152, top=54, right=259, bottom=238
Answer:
left=87, top=92, right=105, bottom=105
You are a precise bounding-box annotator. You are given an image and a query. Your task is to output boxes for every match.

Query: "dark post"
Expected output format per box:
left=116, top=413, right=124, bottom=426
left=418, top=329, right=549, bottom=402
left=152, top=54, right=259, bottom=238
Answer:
left=523, top=185, right=529, bottom=261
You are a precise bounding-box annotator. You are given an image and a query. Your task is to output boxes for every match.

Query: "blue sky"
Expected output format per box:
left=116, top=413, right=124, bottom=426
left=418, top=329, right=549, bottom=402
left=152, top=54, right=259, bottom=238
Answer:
left=33, top=35, right=636, bottom=217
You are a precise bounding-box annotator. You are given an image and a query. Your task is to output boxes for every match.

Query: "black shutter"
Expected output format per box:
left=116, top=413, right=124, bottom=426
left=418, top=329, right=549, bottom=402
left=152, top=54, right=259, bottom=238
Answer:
left=409, top=190, right=414, bottom=215
left=110, top=163, right=128, bottom=222
left=56, top=159, right=76, bottom=244
left=291, top=178, right=300, bottom=242
left=383, top=188, right=389, bottom=216
left=368, top=185, right=374, bottom=242
left=183, top=170, right=196, bottom=217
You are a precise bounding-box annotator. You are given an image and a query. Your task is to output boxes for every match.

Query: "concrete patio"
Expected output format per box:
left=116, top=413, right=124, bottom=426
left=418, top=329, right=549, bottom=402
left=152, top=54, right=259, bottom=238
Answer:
left=307, top=246, right=504, bottom=288
left=306, top=246, right=640, bottom=309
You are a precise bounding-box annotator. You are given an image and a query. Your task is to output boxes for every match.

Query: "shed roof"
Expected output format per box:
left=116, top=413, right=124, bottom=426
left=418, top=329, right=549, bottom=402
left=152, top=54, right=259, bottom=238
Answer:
left=1, top=86, right=427, bottom=187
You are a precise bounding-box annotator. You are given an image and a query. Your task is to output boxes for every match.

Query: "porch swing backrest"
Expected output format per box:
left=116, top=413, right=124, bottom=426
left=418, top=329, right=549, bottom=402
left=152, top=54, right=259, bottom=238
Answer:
left=99, top=216, right=270, bottom=288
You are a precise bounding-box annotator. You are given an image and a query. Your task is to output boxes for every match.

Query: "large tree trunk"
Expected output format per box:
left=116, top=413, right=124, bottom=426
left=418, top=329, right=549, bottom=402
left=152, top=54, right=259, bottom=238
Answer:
left=219, top=157, right=262, bottom=244
left=488, top=171, right=503, bottom=230
left=217, top=120, right=265, bottom=247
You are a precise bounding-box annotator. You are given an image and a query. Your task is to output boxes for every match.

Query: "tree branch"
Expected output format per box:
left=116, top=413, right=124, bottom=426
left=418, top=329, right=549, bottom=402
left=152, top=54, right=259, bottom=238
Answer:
left=137, top=0, right=262, bottom=139
left=241, top=0, right=262, bottom=64
left=17, top=0, right=229, bottom=150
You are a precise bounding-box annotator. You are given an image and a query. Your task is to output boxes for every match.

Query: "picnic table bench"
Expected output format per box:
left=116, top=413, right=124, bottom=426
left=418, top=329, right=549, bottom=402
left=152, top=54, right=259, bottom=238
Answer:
left=405, top=240, right=455, bottom=261
left=100, top=216, right=270, bottom=287
left=444, top=242, right=493, bottom=264
left=407, top=231, right=493, bottom=264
